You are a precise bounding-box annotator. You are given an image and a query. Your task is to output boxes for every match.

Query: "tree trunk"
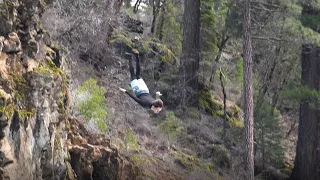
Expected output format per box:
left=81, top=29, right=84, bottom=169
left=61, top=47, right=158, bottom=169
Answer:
left=290, top=44, right=320, bottom=180
left=157, top=0, right=166, bottom=40
left=151, top=0, right=161, bottom=33
left=220, top=68, right=227, bottom=137
left=180, top=0, right=200, bottom=108
left=133, top=0, right=142, bottom=13
left=291, top=4, right=320, bottom=179
left=209, top=36, right=229, bottom=88
left=243, top=0, right=254, bottom=179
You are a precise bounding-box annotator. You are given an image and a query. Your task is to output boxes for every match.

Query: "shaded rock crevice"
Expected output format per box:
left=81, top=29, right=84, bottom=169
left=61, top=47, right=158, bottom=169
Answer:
left=67, top=117, right=134, bottom=180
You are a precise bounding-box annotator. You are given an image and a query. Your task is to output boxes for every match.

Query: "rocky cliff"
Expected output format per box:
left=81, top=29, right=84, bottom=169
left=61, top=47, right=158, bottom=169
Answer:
left=0, top=0, right=130, bottom=179
left=0, top=0, right=66, bottom=179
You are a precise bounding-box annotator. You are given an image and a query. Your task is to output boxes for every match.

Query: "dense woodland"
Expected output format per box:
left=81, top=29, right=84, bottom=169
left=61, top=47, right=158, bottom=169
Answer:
left=45, top=0, right=319, bottom=179
left=1, top=0, right=319, bottom=179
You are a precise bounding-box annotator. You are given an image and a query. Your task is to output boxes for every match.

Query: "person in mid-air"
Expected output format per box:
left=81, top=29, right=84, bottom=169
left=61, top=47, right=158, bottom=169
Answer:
left=119, top=49, right=164, bottom=114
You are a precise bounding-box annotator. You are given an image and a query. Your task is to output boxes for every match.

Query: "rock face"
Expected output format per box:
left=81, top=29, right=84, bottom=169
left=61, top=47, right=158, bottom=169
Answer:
left=0, top=0, right=18, bottom=36
left=67, top=118, right=133, bottom=180
left=0, top=0, right=134, bottom=179
left=119, top=13, right=144, bottom=34
left=0, top=64, right=68, bottom=179
left=0, top=0, right=68, bottom=179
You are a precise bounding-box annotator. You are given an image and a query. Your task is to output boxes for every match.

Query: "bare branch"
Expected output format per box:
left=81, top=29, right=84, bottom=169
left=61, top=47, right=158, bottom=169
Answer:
left=252, top=36, right=286, bottom=41
left=251, top=1, right=280, bottom=8
left=251, top=5, right=278, bottom=12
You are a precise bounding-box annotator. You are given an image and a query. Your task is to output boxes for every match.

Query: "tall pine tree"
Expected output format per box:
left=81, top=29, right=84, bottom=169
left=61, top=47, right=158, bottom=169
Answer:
left=243, top=0, right=254, bottom=178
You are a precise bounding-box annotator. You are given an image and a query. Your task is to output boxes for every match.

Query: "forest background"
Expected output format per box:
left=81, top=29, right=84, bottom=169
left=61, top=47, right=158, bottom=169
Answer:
left=14, top=0, right=319, bottom=179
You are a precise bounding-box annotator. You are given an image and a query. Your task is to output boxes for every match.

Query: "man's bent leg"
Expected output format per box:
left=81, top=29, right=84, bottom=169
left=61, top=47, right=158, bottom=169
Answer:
left=129, top=57, right=135, bottom=81
left=135, top=54, right=141, bottom=79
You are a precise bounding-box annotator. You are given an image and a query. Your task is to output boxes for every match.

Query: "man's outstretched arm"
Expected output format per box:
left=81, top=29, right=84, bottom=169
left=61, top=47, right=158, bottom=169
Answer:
left=119, top=87, right=143, bottom=104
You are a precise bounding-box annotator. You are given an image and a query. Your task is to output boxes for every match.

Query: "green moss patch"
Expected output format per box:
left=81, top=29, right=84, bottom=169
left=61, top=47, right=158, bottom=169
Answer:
left=0, top=103, right=14, bottom=120
left=174, top=151, right=201, bottom=171
left=227, top=105, right=244, bottom=128
left=17, top=109, right=35, bottom=119
left=129, top=154, right=158, bottom=178
left=199, top=86, right=243, bottom=128
left=281, top=162, right=294, bottom=175
left=0, top=2, right=15, bottom=18
left=109, top=30, right=176, bottom=64
left=199, top=87, right=224, bottom=117
left=109, top=36, right=134, bottom=49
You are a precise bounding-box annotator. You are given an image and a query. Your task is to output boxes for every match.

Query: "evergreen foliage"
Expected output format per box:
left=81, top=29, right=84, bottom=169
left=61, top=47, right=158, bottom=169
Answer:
left=235, top=57, right=244, bottom=87
left=281, top=83, right=320, bottom=108
left=124, top=129, right=140, bottom=151
left=280, top=0, right=320, bottom=45
left=157, top=0, right=183, bottom=55
left=159, top=111, right=184, bottom=142
left=200, top=0, right=218, bottom=56
left=74, top=78, right=108, bottom=132
left=254, top=100, right=285, bottom=168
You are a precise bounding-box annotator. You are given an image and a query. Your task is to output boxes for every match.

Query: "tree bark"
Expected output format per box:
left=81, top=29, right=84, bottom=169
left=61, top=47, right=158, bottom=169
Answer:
left=180, top=0, right=200, bottom=108
left=220, top=68, right=227, bottom=137
left=151, top=0, right=161, bottom=33
left=290, top=4, right=320, bottom=179
left=133, top=0, right=142, bottom=13
left=290, top=44, right=320, bottom=180
left=157, top=0, right=166, bottom=40
left=209, top=36, right=229, bottom=88
left=243, top=0, right=254, bottom=179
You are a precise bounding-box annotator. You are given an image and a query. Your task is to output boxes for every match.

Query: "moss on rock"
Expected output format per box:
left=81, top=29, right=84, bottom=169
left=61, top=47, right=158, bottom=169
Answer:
left=227, top=105, right=244, bottom=128
left=0, top=102, right=14, bottom=120
left=17, top=109, right=35, bottom=119
left=199, top=86, right=244, bottom=129
left=109, top=30, right=176, bottom=65
left=109, top=36, right=134, bottom=49
left=199, top=87, right=224, bottom=117
left=174, top=151, right=201, bottom=171
left=129, top=154, right=158, bottom=178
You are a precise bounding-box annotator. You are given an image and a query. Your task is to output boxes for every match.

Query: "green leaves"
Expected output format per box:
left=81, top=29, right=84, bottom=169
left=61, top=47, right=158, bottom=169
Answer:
left=74, top=78, right=108, bottom=132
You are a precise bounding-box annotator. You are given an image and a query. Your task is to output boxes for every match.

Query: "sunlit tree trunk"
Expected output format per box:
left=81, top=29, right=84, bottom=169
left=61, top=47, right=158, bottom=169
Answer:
left=243, top=0, right=254, bottom=179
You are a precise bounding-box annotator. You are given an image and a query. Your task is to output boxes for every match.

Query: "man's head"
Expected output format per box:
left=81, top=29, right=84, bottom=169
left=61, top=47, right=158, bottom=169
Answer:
left=151, top=99, right=163, bottom=114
